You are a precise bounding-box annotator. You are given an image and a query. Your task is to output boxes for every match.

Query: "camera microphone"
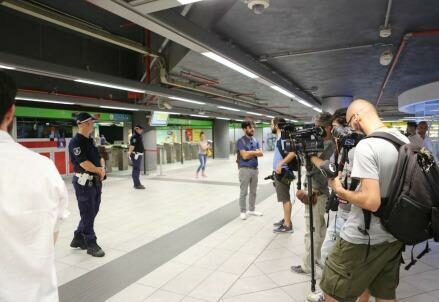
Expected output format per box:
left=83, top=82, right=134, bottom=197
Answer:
left=319, top=160, right=338, bottom=179
left=332, top=127, right=353, bottom=139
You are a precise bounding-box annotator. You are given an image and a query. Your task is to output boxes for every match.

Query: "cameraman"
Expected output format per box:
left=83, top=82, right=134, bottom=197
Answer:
left=307, top=109, right=369, bottom=302
left=320, top=99, right=408, bottom=302
left=291, top=112, right=335, bottom=274
left=271, top=117, right=296, bottom=233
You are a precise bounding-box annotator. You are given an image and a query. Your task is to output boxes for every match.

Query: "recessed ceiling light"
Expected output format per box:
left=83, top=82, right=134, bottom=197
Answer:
left=246, top=111, right=263, bottom=116
left=177, top=0, right=204, bottom=4
left=312, top=107, right=322, bottom=113
left=0, top=64, right=16, bottom=70
left=297, top=99, right=313, bottom=108
left=169, top=96, right=206, bottom=105
left=15, top=97, right=75, bottom=105
left=217, top=106, right=241, bottom=112
left=75, top=79, right=146, bottom=93
left=270, top=85, right=295, bottom=98
left=202, top=52, right=259, bottom=79
left=190, top=114, right=210, bottom=118
left=99, top=106, right=139, bottom=111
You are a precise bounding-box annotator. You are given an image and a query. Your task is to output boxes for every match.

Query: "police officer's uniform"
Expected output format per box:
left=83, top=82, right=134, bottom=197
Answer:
left=68, top=112, right=105, bottom=257
left=130, top=125, right=145, bottom=189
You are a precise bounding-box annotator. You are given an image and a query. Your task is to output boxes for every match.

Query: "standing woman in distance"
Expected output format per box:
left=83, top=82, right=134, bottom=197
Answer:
left=196, top=131, right=210, bottom=178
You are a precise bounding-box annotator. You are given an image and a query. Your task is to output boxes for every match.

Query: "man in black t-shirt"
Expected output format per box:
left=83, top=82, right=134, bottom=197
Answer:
left=128, top=125, right=145, bottom=189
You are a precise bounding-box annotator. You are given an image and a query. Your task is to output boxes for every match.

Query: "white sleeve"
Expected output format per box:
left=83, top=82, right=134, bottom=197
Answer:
left=47, top=162, right=70, bottom=232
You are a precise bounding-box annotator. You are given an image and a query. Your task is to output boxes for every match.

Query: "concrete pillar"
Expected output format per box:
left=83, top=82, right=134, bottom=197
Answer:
left=322, top=96, right=353, bottom=114
left=213, top=119, right=230, bottom=159
left=132, top=111, right=157, bottom=172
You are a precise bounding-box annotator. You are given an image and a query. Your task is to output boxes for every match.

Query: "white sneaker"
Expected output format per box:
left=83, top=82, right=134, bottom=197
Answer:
left=307, top=291, right=324, bottom=302
left=247, top=211, right=263, bottom=216
left=240, top=213, right=247, bottom=220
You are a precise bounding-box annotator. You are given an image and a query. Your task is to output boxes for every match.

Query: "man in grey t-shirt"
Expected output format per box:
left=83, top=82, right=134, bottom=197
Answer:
left=320, top=99, right=408, bottom=302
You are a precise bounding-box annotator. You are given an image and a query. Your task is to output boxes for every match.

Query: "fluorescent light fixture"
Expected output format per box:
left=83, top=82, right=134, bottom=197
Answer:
left=286, top=118, right=299, bottom=123
left=0, top=64, right=16, bottom=70
left=217, top=106, right=241, bottom=112
left=202, top=52, right=259, bottom=79
left=265, top=115, right=275, bottom=119
left=246, top=111, right=263, bottom=116
left=155, top=111, right=180, bottom=115
left=297, top=99, right=313, bottom=108
left=216, top=117, right=230, bottom=120
left=190, top=114, right=210, bottom=118
left=75, top=79, right=146, bottom=93
left=177, top=0, right=204, bottom=4
left=169, top=96, right=206, bottom=105
left=235, top=119, right=244, bottom=122
left=270, top=85, right=295, bottom=98
left=312, top=107, right=323, bottom=113
left=15, top=97, right=75, bottom=105
left=99, top=106, right=139, bottom=111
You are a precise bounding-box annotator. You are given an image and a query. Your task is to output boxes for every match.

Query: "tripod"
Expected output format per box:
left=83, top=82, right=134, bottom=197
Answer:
left=296, top=152, right=318, bottom=292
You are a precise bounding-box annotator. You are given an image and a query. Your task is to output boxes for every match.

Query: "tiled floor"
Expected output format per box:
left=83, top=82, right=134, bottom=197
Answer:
left=56, top=154, right=439, bottom=301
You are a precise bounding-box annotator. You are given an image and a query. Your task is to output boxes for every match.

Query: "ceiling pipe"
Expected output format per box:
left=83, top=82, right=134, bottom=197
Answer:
left=0, top=0, right=159, bottom=58
left=160, top=67, right=287, bottom=115
left=375, top=29, right=439, bottom=106
left=259, top=43, right=393, bottom=61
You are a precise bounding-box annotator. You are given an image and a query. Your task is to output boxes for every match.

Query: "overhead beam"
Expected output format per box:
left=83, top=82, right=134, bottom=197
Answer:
left=0, top=0, right=158, bottom=57
left=87, top=0, right=321, bottom=107
left=129, top=0, right=185, bottom=14
left=0, top=52, right=284, bottom=117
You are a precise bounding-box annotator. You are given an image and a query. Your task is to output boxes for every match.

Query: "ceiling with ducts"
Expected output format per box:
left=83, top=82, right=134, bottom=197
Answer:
left=1, top=0, right=439, bottom=121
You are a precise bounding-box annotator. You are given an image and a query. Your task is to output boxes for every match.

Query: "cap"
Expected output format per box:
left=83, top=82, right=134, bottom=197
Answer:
left=134, top=124, right=144, bottom=130
left=76, top=112, right=98, bottom=124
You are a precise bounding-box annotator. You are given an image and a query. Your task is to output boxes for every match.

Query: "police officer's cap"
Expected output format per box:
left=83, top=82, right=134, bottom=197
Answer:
left=134, top=124, right=144, bottom=130
left=76, top=112, right=98, bottom=124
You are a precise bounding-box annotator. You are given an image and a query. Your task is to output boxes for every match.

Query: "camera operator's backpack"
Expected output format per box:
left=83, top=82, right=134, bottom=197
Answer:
left=362, top=132, right=439, bottom=268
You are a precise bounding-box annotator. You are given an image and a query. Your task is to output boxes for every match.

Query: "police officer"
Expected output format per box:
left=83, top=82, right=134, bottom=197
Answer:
left=128, top=125, right=145, bottom=189
left=69, top=112, right=106, bottom=257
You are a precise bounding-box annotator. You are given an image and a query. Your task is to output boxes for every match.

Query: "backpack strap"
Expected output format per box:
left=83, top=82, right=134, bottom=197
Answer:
left=367, top=131, right=406, bottom=149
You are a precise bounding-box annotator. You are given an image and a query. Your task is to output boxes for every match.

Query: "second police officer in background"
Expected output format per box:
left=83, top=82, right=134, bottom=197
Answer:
left=128, top=125, right=146, bottom=189
left=69, top=112, right=106, bottom=257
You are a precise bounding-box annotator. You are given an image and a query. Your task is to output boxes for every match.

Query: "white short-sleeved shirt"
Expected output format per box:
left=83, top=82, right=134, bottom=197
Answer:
left=0, top=130, right=69, bottom=302
left=340, top=128, right=409, bottom=245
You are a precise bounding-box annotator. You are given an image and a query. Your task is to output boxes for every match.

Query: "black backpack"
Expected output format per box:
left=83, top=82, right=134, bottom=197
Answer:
left=362, top=132, right=439, bottom=268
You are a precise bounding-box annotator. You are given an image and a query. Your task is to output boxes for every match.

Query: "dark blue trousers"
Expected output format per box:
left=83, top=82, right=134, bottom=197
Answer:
left=73, top=177, right=102, bottom=245
left=132, top=155, right=142, bottom=186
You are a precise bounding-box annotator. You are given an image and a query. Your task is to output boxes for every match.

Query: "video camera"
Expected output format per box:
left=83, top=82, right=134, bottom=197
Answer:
left=278, top=122, right=325, bottom=154
left=331, top=126, right=364, bottom=149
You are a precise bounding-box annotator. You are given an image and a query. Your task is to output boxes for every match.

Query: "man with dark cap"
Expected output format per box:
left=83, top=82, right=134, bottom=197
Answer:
left=128, top=124, right=146, bottom=189
left=68, top=112, right=106, bottom=257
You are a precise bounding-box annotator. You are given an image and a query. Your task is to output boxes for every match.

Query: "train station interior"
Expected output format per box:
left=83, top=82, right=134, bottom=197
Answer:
left=1, top=0, right=439, bottom=301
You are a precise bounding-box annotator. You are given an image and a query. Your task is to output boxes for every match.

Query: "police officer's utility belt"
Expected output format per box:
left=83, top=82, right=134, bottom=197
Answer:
left=75, top=173, right=96, bottom=186
left=75, top=173, right=94, bottom=180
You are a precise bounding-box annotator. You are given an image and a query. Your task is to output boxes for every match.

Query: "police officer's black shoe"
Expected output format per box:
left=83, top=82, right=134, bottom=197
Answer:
left=70, top=235, right=87, bottom=250
left=134, top=184, right=146, bottom=189
left=87, top=243, right=105, bottom=257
